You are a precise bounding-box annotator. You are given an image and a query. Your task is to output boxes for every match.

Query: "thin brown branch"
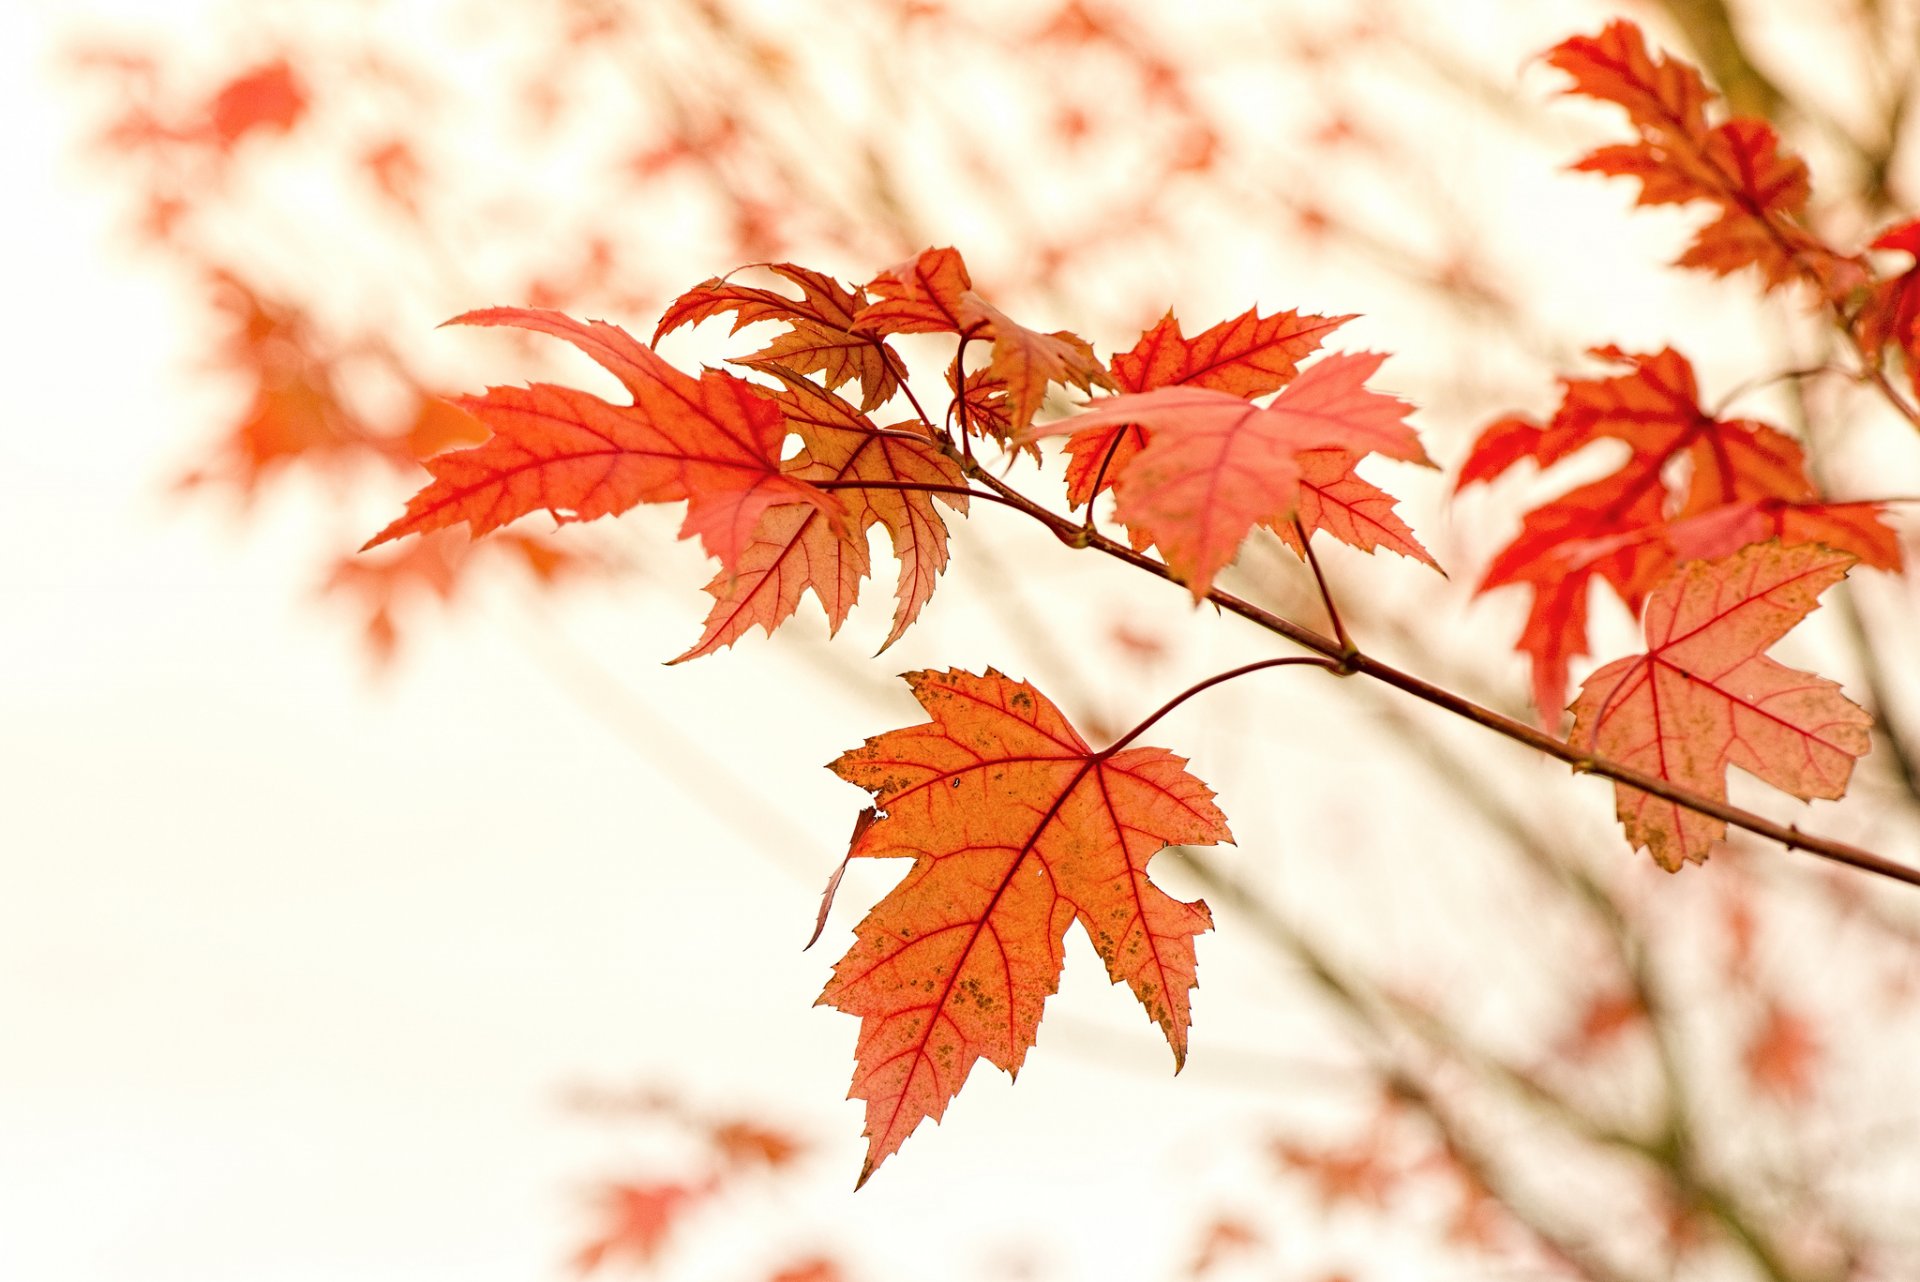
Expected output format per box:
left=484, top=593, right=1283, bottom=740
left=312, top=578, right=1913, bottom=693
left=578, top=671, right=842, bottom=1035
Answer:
left=1293, top=519, right=1353, bottom=655
left=952, top=469, right=1920, bottom=889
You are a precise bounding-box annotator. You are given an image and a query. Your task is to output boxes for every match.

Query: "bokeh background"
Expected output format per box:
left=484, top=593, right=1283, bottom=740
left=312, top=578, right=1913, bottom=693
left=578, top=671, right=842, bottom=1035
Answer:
left=7, top=1, right=1920, bottom=1280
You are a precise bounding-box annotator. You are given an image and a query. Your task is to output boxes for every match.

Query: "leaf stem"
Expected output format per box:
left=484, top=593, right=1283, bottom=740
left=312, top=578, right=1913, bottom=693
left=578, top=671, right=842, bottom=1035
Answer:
left=1078, top=426, right=1131, bottom=539
left=952, top=336, right=976, bottom=468
left=1098, top=657, right=1342, bottom=760
left=1293, top=518, right=1354, bottom=658
left=886, top=350, right=938, bottom=434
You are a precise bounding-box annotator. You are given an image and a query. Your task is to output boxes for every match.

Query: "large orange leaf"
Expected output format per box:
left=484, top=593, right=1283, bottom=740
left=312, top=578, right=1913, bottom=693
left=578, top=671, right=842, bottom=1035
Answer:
left=1547, top=21, right=1858, bottom=296
left=1026, top=352, right=1431, bottom=596
left=1569, top=542, right=1871, bottom=871
left=653, top=263, right=903, bottom=413
left=1458, top=347, right=1898, bottom=718
left=851, top=247, right=1112, bottom=435
left=1062, top=306, right=1353, bottom=509
left=820, top=669, right=1232, bottom=1185
left=363, top=308, right=840, bottom=571
left=675, top=366, right=965, bottom=660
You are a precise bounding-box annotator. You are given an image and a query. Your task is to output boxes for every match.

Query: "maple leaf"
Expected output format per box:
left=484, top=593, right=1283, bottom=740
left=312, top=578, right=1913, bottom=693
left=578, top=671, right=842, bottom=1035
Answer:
left=400, top=395, right=492, bottom=460
left=1459, top=347, right=1898, bottom=717
left=1558, top=498, right=1903, bottom=581
left=363, top=308, right=841, bottom=571
left=1857, top=218, right=1920, bottom=400
left=1742, top=999, right=1821, bottom=1101
left=820, top=669, right=1231, bottom=1185
left=1272, top=1134, right=1399, bottom=1211
left=1271, top=448, right=1440, bottom=570
left=947, top=356, right=1023, bottom=456
left=1569, top=542, right=1871, bottom=871
left=675, top=365, right=965, bottom=660
left=851, top=246, right=1113, bottom=435
left=1554, top=987, right=1646, bottom=1062
left=708, top=1117, right=804, bottom=1171
left=962, top=295, right=1112, bottom=437
left=654, top=263, right=904, bottom=412
left=204, top=58, right=308, bottom=148
left=1547, top=21, right=1860, bottom=295
left=1026, top=352, right=1432, bottom=596
left=1063, top=306, right=1354, bottom=509
left=326, top=529, right=588, bottom=663
left=572, top=1180, right=706, bottom=1275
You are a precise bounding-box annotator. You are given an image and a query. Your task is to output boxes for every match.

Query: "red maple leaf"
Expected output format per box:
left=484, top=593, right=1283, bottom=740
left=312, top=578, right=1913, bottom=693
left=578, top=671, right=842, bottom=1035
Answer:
left=851, top=246, right=1113, bottom=435
left=674, top=366, right=965, bottom=659
left=204, top=58, right=308, bottom=148
left=654, top=262, right=904, bottom=412
left=363, top=308, right=841, bottom=572
left=820, top=669, right=1231, bottom=1185
left=1271, top=448, right=1441, bottom=570
left=1062, top=306, right=1353, bottom=509
left=1458, top=346, right=1898, bottom=717
left=1569, top=542, right=1871, bottom=870
left=1272, top=1133, right=1399, bottom=1211
left=1742, top=999, right=1821, bottom=1101
left=1857, top=218, right=1920, bottom=401
left=572, top=1180, right=706, bottom=1275
left=1547, top=21, right=1860, bottom=296
left=1027, top=351, right=1432, bottom=596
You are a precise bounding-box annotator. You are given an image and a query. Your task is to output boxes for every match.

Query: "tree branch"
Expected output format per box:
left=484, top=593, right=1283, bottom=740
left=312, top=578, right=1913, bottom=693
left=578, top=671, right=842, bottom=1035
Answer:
left=948, top=469, right=1920, bottom=889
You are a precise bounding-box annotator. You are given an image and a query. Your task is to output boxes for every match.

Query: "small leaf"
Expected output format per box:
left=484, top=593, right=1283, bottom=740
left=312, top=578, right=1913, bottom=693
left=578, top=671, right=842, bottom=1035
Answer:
left=853, top=247, right=1113, bottom=435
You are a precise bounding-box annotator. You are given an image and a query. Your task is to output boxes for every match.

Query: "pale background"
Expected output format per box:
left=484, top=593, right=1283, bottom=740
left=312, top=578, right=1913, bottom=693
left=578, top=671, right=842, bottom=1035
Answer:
left=6, top=2, right=1918, bottom=1280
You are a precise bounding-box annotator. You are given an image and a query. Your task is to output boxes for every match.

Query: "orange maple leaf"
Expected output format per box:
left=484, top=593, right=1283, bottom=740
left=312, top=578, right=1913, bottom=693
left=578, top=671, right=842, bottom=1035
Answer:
left=1062, top=306, right=1353, bottom=509
left=654, top=262, right=904, bottom=412
left=1458, top=346, right=1898, bottom=718
left=572, top=1180, right=706, bottom=1275
left=204, top=58, right=308, bottom=149
left=1027, top=352, right=1432, bottom=596
left=326, top=529, right=588, bottom=663
left=363, top=308, right=841, bottom=570
left=1742, top=999, right=1821, bottom=1101
left=1271, top=448, right=1441, bottom=570
left=1547, top=21, right=1859, bottom=296
left=1569, top=542, right=1871, bottom=870
left=820, top=669, right=1232, bottom=1185
left=675, top=366, right=965, bottom=659
left=851, top=247, right=1113, bottom=434
left=1272, top=1133, right=1399, bottom=1211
